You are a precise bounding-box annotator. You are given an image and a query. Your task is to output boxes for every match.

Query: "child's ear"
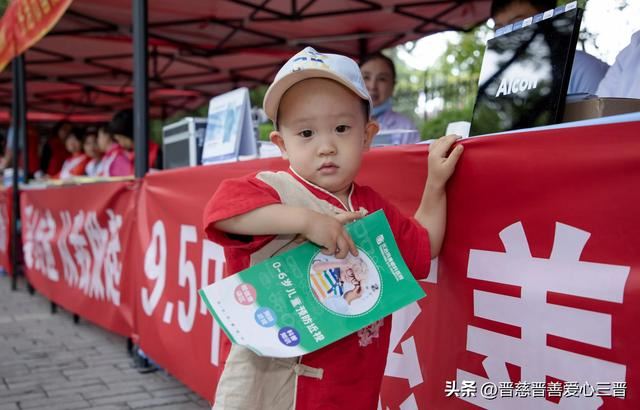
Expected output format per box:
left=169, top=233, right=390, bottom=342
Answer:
left=269, top=131, right=289, bottom=160
left=363, top=120, right=379, bottom=150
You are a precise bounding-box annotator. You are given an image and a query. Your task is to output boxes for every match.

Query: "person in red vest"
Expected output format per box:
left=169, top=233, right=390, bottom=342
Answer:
left=109, top=108, right=162, bottom=170
left=55, top=128, right=91, bottom=179
left=95, top=126, right=132, bottom=177
left=41, top=121, right=72, bottom=176
left=0, top=125, right=42, bottom=178
left=83, top=126, right=103, bottom=177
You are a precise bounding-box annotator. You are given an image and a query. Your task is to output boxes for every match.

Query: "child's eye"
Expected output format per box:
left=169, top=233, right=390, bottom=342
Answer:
left=298, top=129, right=314, bottom=138
left=335, top=125, right=350, bottom=133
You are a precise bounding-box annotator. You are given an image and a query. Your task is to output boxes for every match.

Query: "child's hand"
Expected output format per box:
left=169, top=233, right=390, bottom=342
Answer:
left=293, top=210, right=363, bottom=246
left=427, top=134, right=464, bottom=190
left=332, top=209, right=364, bottom=225
left=302, top=211, right=362, bottom=258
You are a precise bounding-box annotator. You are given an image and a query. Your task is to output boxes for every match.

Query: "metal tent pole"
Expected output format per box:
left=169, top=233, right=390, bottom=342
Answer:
left=10, top=55, right=26, bottom=291
left=133, top=0, right=149, bottom=178
left=19, top=58, right=28, bottom=182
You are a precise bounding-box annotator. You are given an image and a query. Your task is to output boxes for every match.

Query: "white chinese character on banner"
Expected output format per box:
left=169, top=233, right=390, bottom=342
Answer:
left=23, top=205, right=38, bottom=269
left=24, top=206, right=125, bottom=306
left=58, top=211, right=79, bottom=287
left=84, top=211, right=108, bottom=300
left=103, top=209, right=122, bottom=305
left=38, top=211, right=59, bottom=281
left=70, top=211, right=92, bottom=293
left=23, top=206, right=59, bottom=282
left=457, top=222, right=629, bottom=409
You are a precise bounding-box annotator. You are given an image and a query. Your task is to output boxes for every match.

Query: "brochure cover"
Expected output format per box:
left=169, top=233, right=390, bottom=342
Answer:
left=199, top=210, right=426, bottom=358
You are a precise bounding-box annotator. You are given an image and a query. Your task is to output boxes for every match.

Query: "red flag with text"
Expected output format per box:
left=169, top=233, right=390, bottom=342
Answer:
left=0, top=0, right=73, bottom=71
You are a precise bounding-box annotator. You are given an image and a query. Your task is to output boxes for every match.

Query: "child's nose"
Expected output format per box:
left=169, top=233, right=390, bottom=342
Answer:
left=317, top=135, right=337, bottom=155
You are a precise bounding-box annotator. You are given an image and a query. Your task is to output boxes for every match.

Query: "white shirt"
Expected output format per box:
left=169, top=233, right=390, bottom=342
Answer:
left=85, top=158, right=101, bottom=177
left=372, top=110, right=419, bottom=146
left=596, top=30, right=640, bottom=98
left=568, top=50, right=609, bottom=95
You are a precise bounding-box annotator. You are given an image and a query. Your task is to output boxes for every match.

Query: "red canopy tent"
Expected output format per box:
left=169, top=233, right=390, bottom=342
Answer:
left=0, top=0, right=491, bottom=289
left=0, top=0, right=491, bottom=122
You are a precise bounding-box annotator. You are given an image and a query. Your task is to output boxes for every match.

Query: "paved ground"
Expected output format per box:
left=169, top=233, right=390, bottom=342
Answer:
left=0, top=273, right=210, bottom=410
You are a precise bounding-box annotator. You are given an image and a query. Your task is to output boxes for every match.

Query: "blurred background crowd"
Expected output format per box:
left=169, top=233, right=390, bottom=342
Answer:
left=0, top=108, right=162, bottom=181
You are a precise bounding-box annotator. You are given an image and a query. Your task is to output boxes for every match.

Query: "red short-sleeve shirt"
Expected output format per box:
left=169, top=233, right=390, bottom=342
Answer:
left=202, top=169, right=430, bottom=410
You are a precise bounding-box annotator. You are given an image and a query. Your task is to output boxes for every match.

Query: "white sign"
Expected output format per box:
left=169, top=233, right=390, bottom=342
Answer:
left=201, top=87, right=257, bottom=164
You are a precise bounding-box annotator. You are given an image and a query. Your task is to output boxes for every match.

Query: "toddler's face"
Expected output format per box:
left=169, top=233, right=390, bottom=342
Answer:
left=271, top=78, right=378, bottom=198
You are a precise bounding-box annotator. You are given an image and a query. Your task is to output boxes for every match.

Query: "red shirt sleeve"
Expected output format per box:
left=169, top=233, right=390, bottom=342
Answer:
left=202, top=174, right=282, bottom=251
left=358, top=186, right=431, bottom=280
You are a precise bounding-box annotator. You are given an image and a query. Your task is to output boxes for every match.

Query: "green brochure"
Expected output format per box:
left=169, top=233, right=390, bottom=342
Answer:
left=199, top=210, right=426, bottom=358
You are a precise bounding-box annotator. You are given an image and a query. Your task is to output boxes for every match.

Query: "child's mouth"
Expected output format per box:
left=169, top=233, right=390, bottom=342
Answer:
left=318, top=163, right=339, bottom=174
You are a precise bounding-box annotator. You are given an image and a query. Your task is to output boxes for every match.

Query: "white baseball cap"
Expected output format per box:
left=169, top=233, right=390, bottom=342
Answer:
left=263, top=46, right=372, bottom=123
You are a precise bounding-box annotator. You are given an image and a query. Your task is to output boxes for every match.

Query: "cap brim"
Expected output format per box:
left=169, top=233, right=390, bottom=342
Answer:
left=263, top=69, right=371, bottom=123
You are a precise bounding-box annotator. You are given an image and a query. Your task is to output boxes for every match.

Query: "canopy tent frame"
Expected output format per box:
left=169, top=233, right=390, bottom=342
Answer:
left=3, top=0, right=492, bottom=284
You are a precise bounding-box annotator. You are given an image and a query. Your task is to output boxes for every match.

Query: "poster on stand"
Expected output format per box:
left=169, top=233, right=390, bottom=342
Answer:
left=201, top=87, right=257, bottom=164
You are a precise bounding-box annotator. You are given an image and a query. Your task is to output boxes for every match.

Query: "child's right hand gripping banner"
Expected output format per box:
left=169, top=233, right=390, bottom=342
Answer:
left=199, top=210, right=426, bottom=357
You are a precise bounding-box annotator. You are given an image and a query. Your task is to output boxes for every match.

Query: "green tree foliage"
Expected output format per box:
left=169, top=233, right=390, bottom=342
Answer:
left=418, top=25, right=488, bottom=139
left=387, top=47, right=424, bottom=127
left=0, top=0, right=8, bottom=16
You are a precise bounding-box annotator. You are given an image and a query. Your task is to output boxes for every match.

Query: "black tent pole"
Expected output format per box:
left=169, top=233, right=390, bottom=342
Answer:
left=20, top=58, right=28, bottom=183
left=358, top=38, right=368, bottom=62
left=133, top=0, right=149, bottom=178
left=10, top=55, right=25, bottom=291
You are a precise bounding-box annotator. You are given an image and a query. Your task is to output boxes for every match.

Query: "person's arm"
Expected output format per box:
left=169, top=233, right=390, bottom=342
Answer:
left=215, top=205, right=363, bottom=259
left=0, top=129, right=15, bottom=171
left=0, top=150, right=12, bottom=171
left=414, top=135, right=463, bottom=258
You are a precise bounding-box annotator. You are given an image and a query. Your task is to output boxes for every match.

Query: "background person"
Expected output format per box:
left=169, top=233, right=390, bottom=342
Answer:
left=56, top=128, right=90, bottom=179
left=596, top=30, right=640, bottom=98
left=83, top=126, right=102, bottom=177
left=360, top=53, right=420, bottom=145
left=491, top=0, right=609, bottom=95
left=109, top=108, right=162, bottom=170
left=95, top=126, right=132, bottom=177
left=41, top=120, right=72, bottom=176
left=0, top=125, right=41, bottom=179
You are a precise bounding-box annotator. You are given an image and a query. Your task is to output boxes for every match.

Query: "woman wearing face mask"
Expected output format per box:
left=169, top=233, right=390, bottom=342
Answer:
left=360, top=53, right=419, bottom=145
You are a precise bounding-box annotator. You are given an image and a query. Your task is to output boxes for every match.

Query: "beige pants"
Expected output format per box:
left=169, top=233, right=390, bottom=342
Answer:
left=212, top=345, right=323, bottom=410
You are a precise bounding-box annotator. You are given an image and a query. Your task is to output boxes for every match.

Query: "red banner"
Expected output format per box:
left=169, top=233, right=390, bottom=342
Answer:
left=17, top=120, right=640, bottom=408
left=20, top=180, right=137, bottom=337
left=135, top=159, right=288, bottom=400
left=0, top=0, right=73, bottom=71
left=0, top=188, right=10, bottom=273
left=377, top=121, right=640, bottom=409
